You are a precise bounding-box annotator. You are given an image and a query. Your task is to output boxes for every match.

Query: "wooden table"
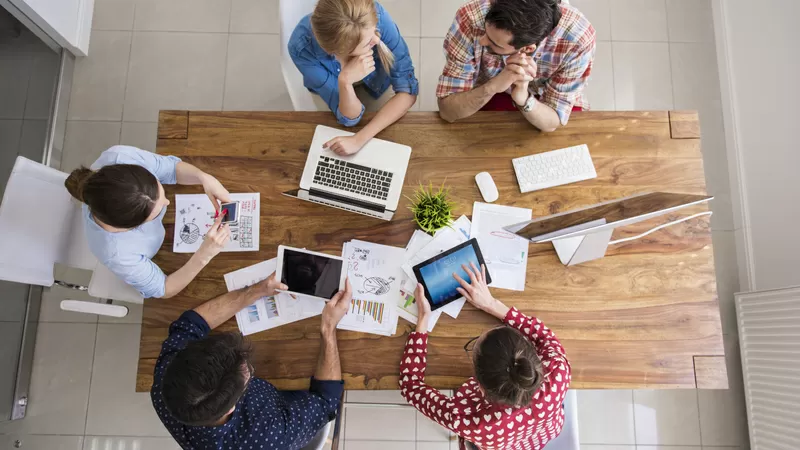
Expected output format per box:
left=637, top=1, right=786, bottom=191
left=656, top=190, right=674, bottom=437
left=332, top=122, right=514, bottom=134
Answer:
left=136, top=110, right=727, bottom=392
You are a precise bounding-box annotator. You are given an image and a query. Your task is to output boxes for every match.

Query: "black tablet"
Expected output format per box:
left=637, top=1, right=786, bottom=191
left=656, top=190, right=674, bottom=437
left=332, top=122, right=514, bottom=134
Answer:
left=412, top=238, right=492, bottom=311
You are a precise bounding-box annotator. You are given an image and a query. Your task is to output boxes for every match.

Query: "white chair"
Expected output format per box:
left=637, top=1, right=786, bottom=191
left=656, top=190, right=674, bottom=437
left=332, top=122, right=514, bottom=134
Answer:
left=279, top=0, right=320, bottom=111
left=300, top=420, right=333, bottom=450
left=0, top=156, right=143, bottom=317
left=543, top=390, right=579, bottom=450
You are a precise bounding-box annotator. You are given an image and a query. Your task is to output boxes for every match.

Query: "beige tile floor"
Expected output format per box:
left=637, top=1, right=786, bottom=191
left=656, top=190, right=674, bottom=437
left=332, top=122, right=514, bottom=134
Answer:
left=0, top=0, right=749, bottom=449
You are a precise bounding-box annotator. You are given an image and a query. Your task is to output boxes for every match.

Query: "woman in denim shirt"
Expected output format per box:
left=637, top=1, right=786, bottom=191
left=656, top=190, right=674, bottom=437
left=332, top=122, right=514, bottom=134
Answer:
left=289, top=0, right=419, bottom=155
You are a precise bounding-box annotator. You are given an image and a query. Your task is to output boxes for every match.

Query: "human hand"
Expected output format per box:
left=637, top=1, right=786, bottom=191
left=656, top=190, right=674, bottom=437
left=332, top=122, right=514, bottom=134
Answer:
left=414, top=284, right=432, bottom=333
left=490, top=63, right=533, bottom=94
left=321, top=278, right=353, bottom=335
left=201, top=175, right=231, bottom=213
left=453, top=263, right=510, bottom=319
left=506, top=52, right=537, bottom=79
left=247, top=272, right=288, bottom=302
left=323, top=135, right=367, bottom=156
left=340, top=53, right=376, bottom=85
left=197, top=213, right=230, bottom=262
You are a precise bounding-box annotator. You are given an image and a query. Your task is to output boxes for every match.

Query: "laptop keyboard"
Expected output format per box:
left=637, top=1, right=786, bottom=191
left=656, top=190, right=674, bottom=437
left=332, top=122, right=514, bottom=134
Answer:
left=314, top=156, right=393, bottom=201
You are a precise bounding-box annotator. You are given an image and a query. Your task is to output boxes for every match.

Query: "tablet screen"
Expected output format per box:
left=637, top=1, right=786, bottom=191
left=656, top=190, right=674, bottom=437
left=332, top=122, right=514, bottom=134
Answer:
left=416, top=242, right=486, bottom=307
left=281, top=249, right=343, bottom=299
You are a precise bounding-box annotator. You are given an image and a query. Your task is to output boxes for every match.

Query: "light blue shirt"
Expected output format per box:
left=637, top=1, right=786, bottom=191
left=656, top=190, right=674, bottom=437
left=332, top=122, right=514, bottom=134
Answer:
left=84, top=146, right=181, bottom=299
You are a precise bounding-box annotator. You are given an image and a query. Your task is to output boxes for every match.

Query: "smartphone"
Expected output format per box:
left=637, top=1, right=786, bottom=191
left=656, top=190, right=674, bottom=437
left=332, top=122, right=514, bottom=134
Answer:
left=220, top=201, right=239, bottom=224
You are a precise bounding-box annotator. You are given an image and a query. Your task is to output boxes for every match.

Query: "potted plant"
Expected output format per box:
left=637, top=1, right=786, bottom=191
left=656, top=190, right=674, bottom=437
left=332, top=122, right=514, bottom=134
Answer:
left=408, top=182, right=456, bottom=234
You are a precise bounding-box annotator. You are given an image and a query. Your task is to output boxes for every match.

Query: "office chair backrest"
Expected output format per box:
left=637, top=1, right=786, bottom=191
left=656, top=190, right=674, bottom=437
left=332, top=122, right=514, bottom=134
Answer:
left=279, top=0, right=320, bottom=111
left=0, top=157, right=96, bottom=286
left=542, top=389, right=579, bottom=450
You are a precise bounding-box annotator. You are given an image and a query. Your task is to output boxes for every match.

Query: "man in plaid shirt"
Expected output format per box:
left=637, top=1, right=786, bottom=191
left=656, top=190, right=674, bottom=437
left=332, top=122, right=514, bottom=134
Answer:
left=437, top=0, right=595, bottom=132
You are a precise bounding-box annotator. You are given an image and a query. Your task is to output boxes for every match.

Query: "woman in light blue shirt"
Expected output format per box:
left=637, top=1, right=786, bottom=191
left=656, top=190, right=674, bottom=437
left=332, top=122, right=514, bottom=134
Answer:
left=65, top=146, right=232, bottom=299
left=289, top=0, right=418, bottom=156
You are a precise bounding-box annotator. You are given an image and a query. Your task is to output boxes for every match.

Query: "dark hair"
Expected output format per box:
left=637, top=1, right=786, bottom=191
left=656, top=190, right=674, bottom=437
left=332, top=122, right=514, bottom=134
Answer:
left=64, top=164, right=159, bottom=229
left=474, top=326, right=544, bottom=407
left=486, top=0, right=562, bottom=48
left=161, top=333, right=251, bottom=426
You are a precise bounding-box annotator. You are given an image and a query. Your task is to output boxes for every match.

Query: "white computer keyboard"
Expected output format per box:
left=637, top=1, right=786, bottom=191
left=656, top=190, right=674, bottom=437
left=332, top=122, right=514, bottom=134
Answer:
left=512, top=144, right=597, bottom=193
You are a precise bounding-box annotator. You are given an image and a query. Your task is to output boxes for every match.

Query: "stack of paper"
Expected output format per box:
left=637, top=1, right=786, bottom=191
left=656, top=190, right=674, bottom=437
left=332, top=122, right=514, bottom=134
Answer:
left=225, top=258, right=325, bottom=336
left=470, top=202, right=532, bottom=291
left=399, top=215, right=474, bottom=326
left=338, top=240, right=402, bottom=336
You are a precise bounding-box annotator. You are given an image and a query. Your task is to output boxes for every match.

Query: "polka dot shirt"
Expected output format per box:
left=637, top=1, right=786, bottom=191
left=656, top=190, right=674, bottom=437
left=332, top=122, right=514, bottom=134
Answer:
left=151, top=311, right=344, bottom=449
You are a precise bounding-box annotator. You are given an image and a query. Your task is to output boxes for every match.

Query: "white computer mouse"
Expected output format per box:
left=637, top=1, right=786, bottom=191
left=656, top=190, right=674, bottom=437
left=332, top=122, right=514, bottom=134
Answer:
left=475, top=172, right=499, bottom=203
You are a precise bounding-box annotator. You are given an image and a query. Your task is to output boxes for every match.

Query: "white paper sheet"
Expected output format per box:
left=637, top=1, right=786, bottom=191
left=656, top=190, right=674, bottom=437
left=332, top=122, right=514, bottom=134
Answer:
left=470, top=202, right=532, bottom=291
left=401, top=215, right=473, bottom=318
left=335, top=240, right=400, bottom=336
left=173, top=193, right=260, bottom=253
left=225, top=258, right=324, bottom=336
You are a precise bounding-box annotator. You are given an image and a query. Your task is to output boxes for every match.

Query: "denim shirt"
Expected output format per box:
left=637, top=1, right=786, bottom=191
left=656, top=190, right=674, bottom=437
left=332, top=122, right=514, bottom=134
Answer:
left=288, top=1, right=419, bottom=127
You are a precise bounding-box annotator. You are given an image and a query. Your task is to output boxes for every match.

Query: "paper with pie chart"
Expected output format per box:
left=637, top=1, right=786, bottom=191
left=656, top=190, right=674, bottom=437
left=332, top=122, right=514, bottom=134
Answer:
left=173, top=193, right=260, bottom=253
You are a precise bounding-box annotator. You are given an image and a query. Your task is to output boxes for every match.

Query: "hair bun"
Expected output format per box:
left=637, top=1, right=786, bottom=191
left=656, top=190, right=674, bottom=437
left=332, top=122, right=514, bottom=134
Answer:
left=509, top=355, right=536, bottom=389
left=64, top=167, right=93, bottom=203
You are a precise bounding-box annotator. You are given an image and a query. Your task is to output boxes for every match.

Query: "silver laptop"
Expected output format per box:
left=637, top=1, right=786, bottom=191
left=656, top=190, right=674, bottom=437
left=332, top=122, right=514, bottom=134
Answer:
left=283, top=125, right=412, bottom=221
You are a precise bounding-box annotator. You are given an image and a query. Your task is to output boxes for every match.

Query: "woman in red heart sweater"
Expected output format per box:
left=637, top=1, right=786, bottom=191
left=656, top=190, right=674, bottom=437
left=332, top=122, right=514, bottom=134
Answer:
left=399, top=263, right=571, bottom=450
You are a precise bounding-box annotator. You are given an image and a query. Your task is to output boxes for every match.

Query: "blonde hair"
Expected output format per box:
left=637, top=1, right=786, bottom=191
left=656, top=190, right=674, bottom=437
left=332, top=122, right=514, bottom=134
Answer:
left=311, top=0, right=395, bottom=72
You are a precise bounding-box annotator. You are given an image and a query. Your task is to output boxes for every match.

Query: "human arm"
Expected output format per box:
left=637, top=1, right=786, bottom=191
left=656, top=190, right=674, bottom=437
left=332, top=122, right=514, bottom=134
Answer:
left=315, top=278, right=353, bottom=381
left=454, top=263, right=570, bottom=385
left=174, top=161, right=231, bottom=212
left=161, top=213, right=231, bottom=298
left=193, top=271, right=286, bottom=329
left=438, top=63, right=532, bottom=123
left=507, top=53, right=562, bottom=132
left=289, top=33, right=366, bottom=127
left=324, top=92, right=416, bottom=155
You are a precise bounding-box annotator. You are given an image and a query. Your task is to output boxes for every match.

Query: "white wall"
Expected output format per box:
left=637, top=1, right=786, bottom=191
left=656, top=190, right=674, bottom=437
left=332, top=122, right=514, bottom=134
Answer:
left=7, top=0, right=93, bottom=55
left=713, top=0, right=800, bottom=292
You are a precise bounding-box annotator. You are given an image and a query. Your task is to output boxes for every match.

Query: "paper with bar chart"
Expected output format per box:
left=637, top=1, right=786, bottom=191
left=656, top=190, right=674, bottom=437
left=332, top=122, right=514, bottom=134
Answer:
left=337, top=240, right=400, bottom=336
left=225, top=258, right=325, bottom=335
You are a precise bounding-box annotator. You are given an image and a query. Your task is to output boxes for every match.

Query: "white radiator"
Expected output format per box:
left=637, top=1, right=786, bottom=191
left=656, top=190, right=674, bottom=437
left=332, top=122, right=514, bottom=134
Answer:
left=736, top=287, right=800, bottom=450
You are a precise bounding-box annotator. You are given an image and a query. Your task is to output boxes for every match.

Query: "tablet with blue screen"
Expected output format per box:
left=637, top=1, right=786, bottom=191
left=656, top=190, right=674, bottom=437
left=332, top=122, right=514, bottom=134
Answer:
left=412, top=239, right=492, bottom=311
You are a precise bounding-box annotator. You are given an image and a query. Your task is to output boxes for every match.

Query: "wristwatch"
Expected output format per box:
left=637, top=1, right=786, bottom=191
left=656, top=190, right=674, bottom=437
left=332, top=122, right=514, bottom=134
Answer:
left=515, top=93, right=538, bottom=113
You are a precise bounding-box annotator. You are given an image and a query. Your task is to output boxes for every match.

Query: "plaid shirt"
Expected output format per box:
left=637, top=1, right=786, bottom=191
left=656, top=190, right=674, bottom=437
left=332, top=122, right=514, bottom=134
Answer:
left=437, top=0, right=596, bottom=125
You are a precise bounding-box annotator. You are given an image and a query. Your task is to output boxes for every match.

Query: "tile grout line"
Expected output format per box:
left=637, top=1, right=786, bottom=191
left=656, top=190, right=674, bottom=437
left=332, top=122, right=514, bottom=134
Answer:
left=630, top=390, right=638, bottom=446
left=119, top=2, right=137, bottom=128
left=220, top=0, right=234, bottom=111
left=82, top=321, right=100, bottom=438
left=663, top=0, right=676, bottom=110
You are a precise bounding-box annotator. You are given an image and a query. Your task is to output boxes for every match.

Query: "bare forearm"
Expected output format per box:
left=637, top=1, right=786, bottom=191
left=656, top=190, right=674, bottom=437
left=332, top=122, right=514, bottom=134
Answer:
left=193, top=284, right=259, bottom=329
left=175, top=162, right=211, bottom=185
left=338, top=78, right=364, bottom=121
left=354, top=93, right=416, bottom=143
left=163, top=252, right=212, bottom=298
left=315, top=329, right=341, bottom=381
left=519, top=98, right=561, bottom=132
left=437, top=82, right=497, bottom=123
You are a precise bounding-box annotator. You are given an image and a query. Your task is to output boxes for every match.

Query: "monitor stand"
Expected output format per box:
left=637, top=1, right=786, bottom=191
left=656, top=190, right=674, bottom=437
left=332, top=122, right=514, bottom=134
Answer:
left=552, top=228, right=614, bottom=266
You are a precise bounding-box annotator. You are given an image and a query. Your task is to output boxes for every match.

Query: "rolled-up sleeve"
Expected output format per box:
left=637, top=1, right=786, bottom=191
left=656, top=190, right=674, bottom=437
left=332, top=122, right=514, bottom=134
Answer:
left=289, top=25, right=364, bottom=127
left=540, top=35, right=596, bottom=126
left=104, top=253, right=167, bottom=299
left=309, top=377, right=345, bottom=419
left=436, top=7, right=478, bottom=98
left=376, top=3, right=418, bottom=96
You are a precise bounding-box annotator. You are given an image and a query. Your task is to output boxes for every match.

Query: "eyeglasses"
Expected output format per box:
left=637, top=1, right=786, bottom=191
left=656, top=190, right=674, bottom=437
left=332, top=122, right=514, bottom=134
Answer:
left=243, top=360, right=255, bottom=388
left=464, top=336, right=480, bottom=356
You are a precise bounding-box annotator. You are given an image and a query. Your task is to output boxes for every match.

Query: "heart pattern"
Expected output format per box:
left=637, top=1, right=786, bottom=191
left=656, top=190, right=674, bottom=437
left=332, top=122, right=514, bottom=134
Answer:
left=398, top=307, right=570, bottom=450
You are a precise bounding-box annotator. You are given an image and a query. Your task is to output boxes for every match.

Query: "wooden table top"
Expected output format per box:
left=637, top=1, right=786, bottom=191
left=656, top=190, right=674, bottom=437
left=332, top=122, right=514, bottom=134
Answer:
left=136, top=110, right=727, bottom=392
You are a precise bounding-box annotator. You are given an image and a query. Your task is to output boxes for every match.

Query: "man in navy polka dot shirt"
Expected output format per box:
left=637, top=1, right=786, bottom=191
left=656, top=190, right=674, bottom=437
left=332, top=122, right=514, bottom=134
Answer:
left=150, top=272, right=353, bottom=449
